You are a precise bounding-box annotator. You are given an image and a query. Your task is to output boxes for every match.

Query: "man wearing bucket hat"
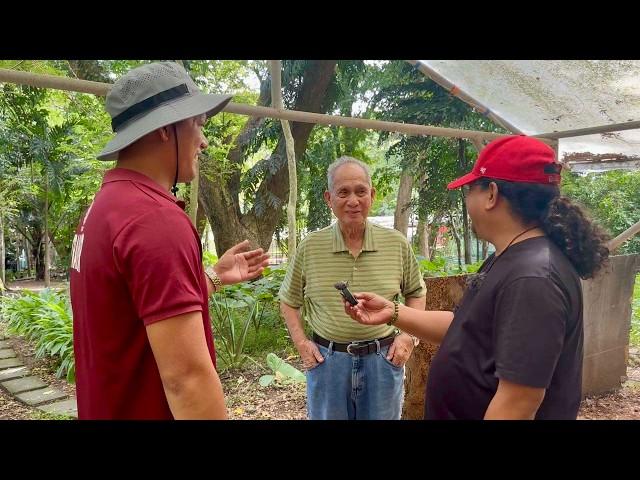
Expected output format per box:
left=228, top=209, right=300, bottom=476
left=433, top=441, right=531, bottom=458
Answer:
left=343, top=135, right=611, bottom=420
left=70, top=62, right=270, bottom=419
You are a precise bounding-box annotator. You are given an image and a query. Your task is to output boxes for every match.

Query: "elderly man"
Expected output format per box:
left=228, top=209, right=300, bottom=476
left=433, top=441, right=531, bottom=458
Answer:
left=279, top=156, right=426, bottom=420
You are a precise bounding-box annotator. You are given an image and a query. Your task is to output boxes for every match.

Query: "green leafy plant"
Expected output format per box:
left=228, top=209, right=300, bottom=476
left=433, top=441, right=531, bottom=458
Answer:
left=202, top=251, right=218, bottom=268
left=418, top=255, right=482, bottom=277
left=208, top=264, right=289, bottom=372
left=258, top=352, right=306, bottom=387
left=0, top=289, right=75, bottom=382
left=209, top=292, right=262, bottom=372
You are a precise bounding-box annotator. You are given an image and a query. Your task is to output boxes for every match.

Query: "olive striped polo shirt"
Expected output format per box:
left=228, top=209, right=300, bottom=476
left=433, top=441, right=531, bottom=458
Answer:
left=279, top=220, right=426, bottom=342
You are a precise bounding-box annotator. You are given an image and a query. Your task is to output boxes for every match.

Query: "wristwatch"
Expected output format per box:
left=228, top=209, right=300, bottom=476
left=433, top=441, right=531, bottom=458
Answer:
left=204, top=265, right=223, bottom=292
left=396, top=329, right=419, bottom=347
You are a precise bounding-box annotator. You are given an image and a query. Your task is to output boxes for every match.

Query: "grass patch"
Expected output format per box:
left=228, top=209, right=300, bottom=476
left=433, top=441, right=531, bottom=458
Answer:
left=30, top=410, right=74, bottom=421
left=631, top=274, right=640, bottom=348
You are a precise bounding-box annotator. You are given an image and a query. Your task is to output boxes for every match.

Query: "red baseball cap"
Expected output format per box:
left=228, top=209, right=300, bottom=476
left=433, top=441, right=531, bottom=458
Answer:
left=447, top=135, right=562, bottom=190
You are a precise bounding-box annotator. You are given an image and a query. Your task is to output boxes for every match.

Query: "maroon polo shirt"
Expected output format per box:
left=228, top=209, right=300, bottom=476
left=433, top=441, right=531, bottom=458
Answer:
left=70, top=168, right=215, bottom=419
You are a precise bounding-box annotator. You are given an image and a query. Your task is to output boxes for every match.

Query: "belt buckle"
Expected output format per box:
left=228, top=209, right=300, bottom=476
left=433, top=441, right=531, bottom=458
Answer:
left=346, top=341, right=360, bottom=356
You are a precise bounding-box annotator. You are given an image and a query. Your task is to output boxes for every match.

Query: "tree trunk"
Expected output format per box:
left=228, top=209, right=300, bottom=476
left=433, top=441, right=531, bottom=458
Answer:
left=195, top=197, right=207, bottom=238
left=199, top=60, right=338, bottom=254
left=202, top=222, right=210, bottom=253
left=24, top=236, right=31, bottom=277
left=459, top=140, right=472, bottom=265
left=429, top=222, right=439, bottom=261
left=198, top=154, right=264, bottom=251
left=189, top=164, right=199, bottom=226
left=415, top=218, right=423, bottom=254
left=461, top=199, right=471, bottom=264
left=394, top=170, right=414, bottom=237
left=416, top=218, right=430, bottom=258
left=402, top=275, right=469, bottom=419
left=34, top=238, right=44, bottom=280
left=0, top=212, right=5, bottom=286
left=44, top=174, right=50, bottom=287
left=482, top=240, right=489, bottom=259
left=449, top=216, right=462, bottom=269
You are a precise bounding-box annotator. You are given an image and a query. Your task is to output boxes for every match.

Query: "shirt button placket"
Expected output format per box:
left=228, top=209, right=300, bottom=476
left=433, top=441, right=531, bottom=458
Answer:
left=352, top=254, right=360, bottom=283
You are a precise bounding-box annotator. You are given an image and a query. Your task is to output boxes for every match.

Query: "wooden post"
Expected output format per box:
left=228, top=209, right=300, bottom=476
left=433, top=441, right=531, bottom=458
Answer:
left=394, top=171, right=414, bottom=236
left=0, top=68, right=556, bottom=145
left=608, top=219, right=640, bottom=252
left=269, top=60, right=297, bottom=257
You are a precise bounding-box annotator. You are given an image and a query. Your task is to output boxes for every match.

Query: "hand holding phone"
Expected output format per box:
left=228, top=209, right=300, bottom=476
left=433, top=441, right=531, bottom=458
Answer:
left=334, top=281, right=359, bottom=306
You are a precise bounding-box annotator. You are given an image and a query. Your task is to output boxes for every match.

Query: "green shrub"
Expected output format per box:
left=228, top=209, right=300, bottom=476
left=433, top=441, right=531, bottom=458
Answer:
left=418, top=255, right=482, bottom=277
left=209, top=264, right=289, bottom=372
left=0, top=289, right=75, bottom=382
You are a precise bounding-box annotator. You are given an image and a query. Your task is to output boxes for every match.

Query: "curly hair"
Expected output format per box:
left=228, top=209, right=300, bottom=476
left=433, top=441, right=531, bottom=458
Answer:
left=475, top=178, right=610, bottom=279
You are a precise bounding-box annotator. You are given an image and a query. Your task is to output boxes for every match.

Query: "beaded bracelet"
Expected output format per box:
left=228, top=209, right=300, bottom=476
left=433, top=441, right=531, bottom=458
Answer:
left=387, top=300, right=399, bottom=326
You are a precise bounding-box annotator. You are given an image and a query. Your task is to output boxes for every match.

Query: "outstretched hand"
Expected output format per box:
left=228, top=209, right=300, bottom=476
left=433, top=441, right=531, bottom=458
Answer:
left=214, top=240, right=270, bottom=285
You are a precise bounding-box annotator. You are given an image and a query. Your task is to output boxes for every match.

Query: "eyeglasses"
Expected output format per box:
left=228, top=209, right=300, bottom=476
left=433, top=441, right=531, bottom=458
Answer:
left=462, top=181, right=490, bottom=195
left=461, top=183, right=478, bottom=195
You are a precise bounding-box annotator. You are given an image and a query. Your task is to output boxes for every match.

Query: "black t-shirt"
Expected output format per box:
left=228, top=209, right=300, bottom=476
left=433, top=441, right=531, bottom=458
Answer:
left=425, top=236, right=584, bottom=420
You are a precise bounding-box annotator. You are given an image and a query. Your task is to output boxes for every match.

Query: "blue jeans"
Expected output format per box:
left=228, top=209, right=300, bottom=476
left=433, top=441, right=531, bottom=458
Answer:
left=306, top=340, right=405, bottom=420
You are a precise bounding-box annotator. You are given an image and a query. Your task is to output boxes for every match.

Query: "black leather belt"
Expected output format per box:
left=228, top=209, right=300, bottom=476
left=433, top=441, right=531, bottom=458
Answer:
left=313, top=332, right=396, bottom=356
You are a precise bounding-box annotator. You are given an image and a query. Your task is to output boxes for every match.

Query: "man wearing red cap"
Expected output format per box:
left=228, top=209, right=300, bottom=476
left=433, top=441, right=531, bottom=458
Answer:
left=344, top=135, right=611, bottom=420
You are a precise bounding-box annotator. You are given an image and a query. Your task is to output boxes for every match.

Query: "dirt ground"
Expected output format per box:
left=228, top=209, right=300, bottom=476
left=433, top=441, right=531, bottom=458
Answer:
left=5, top=279, right=68, bottom=293
left=577, top=348, right=640, bottom=420
left=221, top=355, right=640, bottom=421
left=220, top=360, right=308, bottom=420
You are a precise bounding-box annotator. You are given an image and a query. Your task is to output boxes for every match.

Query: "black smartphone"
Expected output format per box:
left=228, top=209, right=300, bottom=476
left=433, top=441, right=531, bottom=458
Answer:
left=334, top=281, right=358, bottom=306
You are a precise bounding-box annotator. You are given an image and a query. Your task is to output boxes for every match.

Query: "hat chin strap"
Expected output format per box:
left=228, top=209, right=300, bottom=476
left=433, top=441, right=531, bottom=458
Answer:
left=171, top=124, right=179, bottom=196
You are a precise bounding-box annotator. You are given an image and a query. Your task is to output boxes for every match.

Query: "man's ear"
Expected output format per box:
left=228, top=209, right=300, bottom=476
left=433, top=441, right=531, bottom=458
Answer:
left=485, top=182, right=499, bottom=211
left=157, top=126, right=170, bottom=142
left=323, top=190, right=331, bottom=208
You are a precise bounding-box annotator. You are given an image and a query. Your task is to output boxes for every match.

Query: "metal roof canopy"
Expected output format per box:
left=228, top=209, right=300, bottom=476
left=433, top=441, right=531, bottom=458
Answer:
left=2, top=61, right=639, bottom=160
left=413, top=60, right=640, bottom=170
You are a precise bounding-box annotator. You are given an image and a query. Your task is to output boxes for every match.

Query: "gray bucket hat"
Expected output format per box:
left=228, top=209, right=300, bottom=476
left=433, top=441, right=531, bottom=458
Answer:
left=97, top=62, right=233, bottom=161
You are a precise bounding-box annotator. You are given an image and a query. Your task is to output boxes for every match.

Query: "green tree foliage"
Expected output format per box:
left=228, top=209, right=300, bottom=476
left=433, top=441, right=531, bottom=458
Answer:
left=1, top=65, right=110, bottom=278
left=562, top=170, right=640, bottom=254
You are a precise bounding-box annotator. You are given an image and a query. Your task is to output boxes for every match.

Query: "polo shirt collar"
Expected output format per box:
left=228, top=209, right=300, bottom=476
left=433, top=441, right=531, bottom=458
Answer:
left=102, top=168, right=183, bottom=208
left=331, top=220, right=377, bottom=253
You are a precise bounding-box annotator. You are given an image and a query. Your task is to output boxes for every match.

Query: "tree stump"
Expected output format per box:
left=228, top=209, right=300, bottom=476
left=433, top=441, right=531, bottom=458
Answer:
left=402, top=275, right=469, bottom=419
